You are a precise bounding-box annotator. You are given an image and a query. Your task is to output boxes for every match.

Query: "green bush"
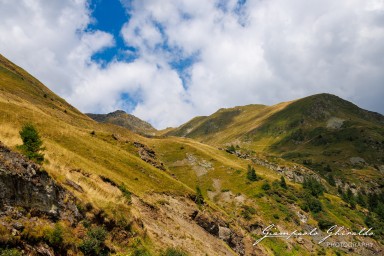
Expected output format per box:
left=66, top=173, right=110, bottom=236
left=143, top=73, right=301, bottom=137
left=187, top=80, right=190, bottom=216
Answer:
left=0, top=249, right=22, bottom=256
left=261, top=181, right=271, bottom=191
left=315, top=214, right=335, bottom=231
left=303, top=177, right=325, bottom=197
left=241, top=205, right=256, bottom=220
left=47, top=223, right=63, bottom=248
left=301, top=193, right=322, bottom=213
left=119, top=183, right=132, bottom=203
left=195, top=186, right=204, bottom=206
left=280, top=176, right=287, bottom=189
left=161, top=247, right=188, bottom=256
left=247, top=165, right=258, bottom=181
left=225, top=145, right=236, bottom=154
left=326, top=174, right=336, bottom=186
left=79, top=226, right=108, bottom=256
left=356, top=192, right=367, bottom=207
left=18, top=123, right=44, bottom=163
left=132, top=248, right=152, bottom=256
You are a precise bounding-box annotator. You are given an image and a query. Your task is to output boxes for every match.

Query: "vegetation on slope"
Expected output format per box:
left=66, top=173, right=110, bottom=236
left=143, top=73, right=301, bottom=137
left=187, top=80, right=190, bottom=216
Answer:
left=1, top=53, right=383, bottom=255
left=168, top=93, right=384, bottom=192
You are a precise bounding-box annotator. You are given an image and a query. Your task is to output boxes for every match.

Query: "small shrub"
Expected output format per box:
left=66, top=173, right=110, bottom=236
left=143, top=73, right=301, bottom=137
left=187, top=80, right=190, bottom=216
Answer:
left=226, top=145, right=236, bottom=154
left=162, top=247, right=188, bottom=256
left=0, top=225, right=12, bottom=244
left=18, top=123, right=44, bottom=163
left=316, top=214, right=335, bottom=231
left=157, top=199, right=169, bottom=206
left=79, top=226, right=108, bottom=256
left=280, top=176, right=287, bottom=189
left=119, top=183, right=132, bottom=203
left=301, top=193, right=322, bottom=213
left=21, top=221, right=48, bottom=242
left=0, top=249, right=22, bottom=256
left=303, top=177, right=325, bottom=197
left=261, top=181, right=271, bottom=191
left=326, top=174, right=336, bottom=186
left=195, top=186, right=204, bottom=206
left=356, top=192, right=367, bottom=207
left=47, top=223, right=63, bottom=248
left=132, top=248, right=151, bottom=256
left=247, top=165, right=258, bottom=181
left=254, top=193, right=264, bottom=198
left=241, top=205, right=256, bottom=220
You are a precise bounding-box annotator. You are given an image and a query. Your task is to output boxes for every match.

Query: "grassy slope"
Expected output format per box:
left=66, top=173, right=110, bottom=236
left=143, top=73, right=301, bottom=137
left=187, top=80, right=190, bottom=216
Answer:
left=1, top=54, right=382, bottom=255
left=167, top=93, right=384, bottom=188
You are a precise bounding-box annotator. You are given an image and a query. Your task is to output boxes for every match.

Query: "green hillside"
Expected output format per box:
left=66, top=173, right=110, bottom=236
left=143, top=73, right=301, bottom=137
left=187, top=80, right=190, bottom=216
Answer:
left=167, top=94, right=384, bottom=190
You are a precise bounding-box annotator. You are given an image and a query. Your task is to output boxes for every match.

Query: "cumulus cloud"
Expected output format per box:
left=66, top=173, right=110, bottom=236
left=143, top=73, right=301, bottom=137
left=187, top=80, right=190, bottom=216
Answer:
left=0, top=0, right=383, bottom=128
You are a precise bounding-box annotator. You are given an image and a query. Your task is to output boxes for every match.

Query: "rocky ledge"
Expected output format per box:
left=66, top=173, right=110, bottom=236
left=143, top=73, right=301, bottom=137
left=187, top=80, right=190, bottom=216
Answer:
left=0, top=142, right=80, bottom=222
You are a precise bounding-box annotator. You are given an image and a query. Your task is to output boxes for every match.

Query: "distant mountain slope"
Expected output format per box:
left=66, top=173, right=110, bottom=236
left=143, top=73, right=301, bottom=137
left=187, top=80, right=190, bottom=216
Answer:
left=87, top=110, right=156, bottom=135
left=167, top=93, right=384, bottom=189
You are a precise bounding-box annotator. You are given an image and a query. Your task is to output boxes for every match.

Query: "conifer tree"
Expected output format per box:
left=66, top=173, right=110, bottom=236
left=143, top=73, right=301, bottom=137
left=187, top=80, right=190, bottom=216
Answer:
left=18, top=123, right=44, bottom=163
left=247, top=165, right=257, bottom=181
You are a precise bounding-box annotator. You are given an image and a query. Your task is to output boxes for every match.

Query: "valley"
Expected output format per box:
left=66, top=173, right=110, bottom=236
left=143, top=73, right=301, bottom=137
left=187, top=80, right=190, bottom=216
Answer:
left=0, top=54, right=383, bottom=255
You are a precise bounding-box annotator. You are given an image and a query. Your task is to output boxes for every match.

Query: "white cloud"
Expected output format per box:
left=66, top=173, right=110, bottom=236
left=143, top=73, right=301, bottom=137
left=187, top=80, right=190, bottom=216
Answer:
left=0, top=0, right=383, bottom=129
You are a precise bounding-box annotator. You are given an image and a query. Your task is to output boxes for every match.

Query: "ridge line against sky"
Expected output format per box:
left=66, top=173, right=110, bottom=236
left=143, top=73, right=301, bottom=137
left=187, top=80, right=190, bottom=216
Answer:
left=0, top=0, right=383, bottom=129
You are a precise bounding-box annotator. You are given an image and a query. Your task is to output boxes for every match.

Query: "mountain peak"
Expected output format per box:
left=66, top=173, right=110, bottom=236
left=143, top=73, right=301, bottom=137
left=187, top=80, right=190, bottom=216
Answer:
left=86, top=111, right=156, bottom=135
left=107, top=110, right=126, bottom=117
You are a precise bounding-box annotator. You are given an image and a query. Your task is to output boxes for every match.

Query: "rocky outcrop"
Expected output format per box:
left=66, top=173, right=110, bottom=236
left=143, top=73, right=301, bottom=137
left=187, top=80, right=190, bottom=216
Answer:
left=133, top=142, right=166, bottom=171
left=86, top=110, right=156, bottom=136
left=222, top=148, right=318, bottom=183
left=0, top=142, right=80, bottom=222
left=192, top=211, right=245, bottom=255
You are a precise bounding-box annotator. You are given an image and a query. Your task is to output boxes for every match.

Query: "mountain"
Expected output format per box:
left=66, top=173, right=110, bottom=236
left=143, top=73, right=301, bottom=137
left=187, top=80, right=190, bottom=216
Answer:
left=167, top=94, right=384, bottom=190
left=1, top=53, right=384, bottom=255
left=86, top=110, right=157, bottom=136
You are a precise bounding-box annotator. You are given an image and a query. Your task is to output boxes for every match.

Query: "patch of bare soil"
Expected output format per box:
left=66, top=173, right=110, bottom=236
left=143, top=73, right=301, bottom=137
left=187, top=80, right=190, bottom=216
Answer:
left=131, top=194, right=238, bottom=255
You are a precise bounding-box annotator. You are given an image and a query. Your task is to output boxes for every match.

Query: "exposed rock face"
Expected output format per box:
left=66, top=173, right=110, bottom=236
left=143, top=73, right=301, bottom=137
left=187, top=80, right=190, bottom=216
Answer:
left=0, top=142, right=80, bottom=222
left=133, top=142, right=166, bottom=170
left=193, top=212, right=245, bottom=255
left=223, top=148, right=318, bottom=183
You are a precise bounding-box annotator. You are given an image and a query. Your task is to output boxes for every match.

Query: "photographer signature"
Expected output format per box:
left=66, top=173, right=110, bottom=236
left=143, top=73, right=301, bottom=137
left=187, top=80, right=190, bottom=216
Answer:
left=253, top=224, right=374, bottom=245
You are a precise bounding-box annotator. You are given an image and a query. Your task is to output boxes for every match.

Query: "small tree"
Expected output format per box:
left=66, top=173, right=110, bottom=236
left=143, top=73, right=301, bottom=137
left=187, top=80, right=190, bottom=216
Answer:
left=226, top=145, right=236, bottom=154
left=18, top=124, right=44, bottom=163
left=303, top=177, right=325, bottom=197
left=195, top=186, right=204, bottom=206
left=79, top=226, right=108, bottom=256
left=280, top=176, right=287, bottom=189
left=247, top=165, right=257, bottom=181
left=356, top=192, right=366, bottom=207
left=261, top=181, right=271, bottom=191
left=326, top=174, right=336, bottom=186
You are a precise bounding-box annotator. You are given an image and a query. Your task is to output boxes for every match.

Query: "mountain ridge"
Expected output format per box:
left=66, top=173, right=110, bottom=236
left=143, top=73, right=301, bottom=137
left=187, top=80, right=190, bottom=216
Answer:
left=86, top=110, right=157, bottom=136
left=167, top=93, right=384, bottom=190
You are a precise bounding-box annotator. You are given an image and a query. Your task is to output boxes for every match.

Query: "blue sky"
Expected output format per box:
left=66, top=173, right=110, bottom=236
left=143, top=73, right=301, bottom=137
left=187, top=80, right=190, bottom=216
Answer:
left=87, top=0, right=140, bottom=65
left=87, top=0, right=198, bottom=89
left=0, top=0, right=383, bottom=128
left=88, top=0, right=129, bottom=64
